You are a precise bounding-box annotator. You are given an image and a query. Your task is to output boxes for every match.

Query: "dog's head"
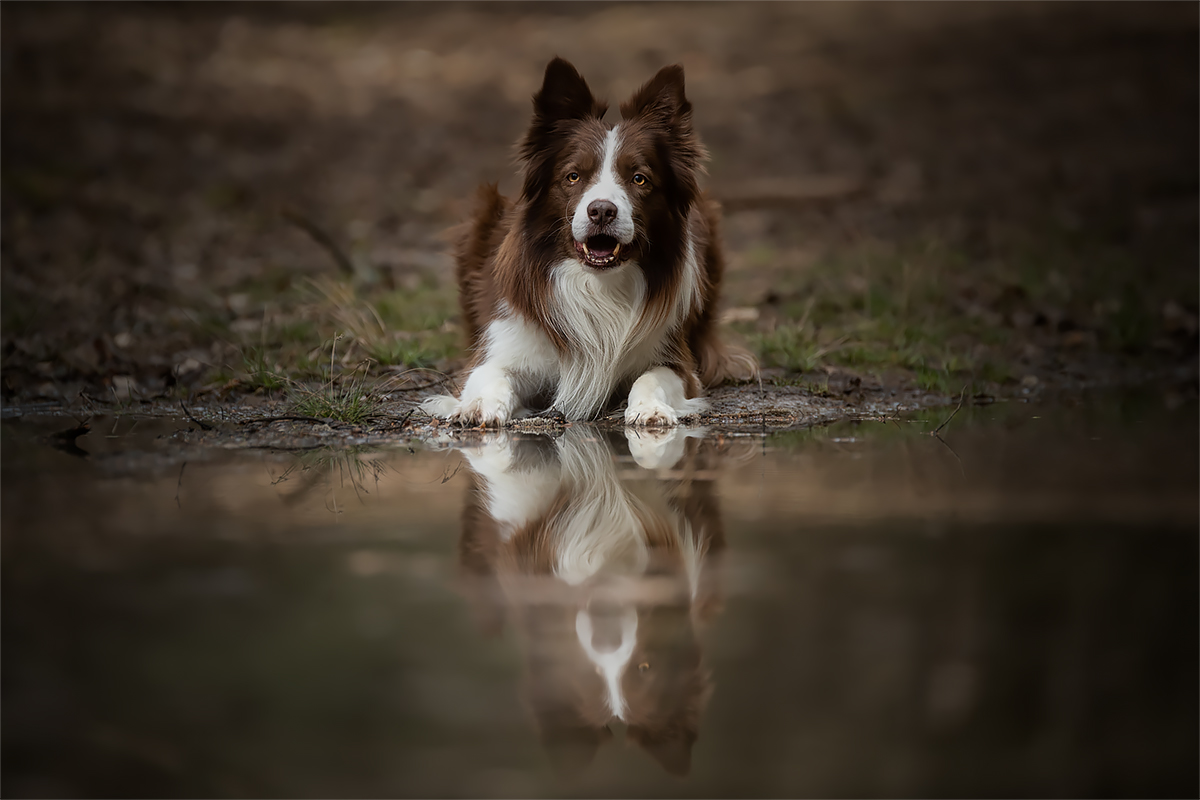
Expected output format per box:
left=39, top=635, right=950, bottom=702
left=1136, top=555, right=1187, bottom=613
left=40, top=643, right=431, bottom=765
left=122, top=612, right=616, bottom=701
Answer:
left=517, top=58, right=706, bottom=273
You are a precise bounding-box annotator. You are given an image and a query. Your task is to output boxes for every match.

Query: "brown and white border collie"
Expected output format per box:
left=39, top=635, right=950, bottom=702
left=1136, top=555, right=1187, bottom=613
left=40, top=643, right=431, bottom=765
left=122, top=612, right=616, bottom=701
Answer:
left=423, top=57, right=755, bottom=426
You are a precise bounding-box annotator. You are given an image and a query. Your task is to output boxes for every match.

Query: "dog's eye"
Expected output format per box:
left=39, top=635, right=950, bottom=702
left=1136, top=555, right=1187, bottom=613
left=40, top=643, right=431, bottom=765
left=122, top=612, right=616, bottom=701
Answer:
left=638, top=662, right=651, bottom=672
left=567, top=172, right=580, bottom=183
left=633, top=173, right=647, bottom=186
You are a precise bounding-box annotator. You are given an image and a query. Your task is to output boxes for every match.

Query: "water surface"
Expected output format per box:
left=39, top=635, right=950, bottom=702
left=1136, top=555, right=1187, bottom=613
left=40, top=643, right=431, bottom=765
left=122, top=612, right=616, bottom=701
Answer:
left=3, top=395, right=1196, bottom=797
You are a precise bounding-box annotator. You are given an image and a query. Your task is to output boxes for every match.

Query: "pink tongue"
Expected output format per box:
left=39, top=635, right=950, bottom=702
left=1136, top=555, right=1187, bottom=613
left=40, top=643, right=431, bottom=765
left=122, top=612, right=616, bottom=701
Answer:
left=590, top=245, right=614, bottom=259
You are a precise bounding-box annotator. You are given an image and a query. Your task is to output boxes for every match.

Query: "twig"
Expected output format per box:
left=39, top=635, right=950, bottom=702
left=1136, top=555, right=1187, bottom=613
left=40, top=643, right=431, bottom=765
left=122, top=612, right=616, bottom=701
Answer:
left=175, top=461, right=187, bottom=508
left=382, top=409, right=415, bottom=427
left=80, top=391, right=112, bottom=406
left=931, top=386, right=967, bottom=437
left=440, top=461, right=462, bottom=484
left=179, top=400, right=214, bottom=431
left=385, top=373, right=459, bottom=393
left=238, top=415, right=331, bottom=426
left=281, top=208, right=356, bottom=277
left=932, top=433, right=966, bottom=477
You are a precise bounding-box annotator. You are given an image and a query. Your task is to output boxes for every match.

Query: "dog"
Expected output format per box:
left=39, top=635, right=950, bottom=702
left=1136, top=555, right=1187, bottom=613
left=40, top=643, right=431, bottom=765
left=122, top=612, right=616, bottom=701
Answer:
left=448, top=426, right=733, bottom=776
left=423, top=57, right=756, bottom=427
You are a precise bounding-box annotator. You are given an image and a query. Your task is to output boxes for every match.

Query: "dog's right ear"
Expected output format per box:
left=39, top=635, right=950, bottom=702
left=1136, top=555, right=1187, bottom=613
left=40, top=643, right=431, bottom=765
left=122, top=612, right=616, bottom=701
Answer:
left=519, top=58, right=607, bottom=199
left=532, top=57, right=606, bottom=124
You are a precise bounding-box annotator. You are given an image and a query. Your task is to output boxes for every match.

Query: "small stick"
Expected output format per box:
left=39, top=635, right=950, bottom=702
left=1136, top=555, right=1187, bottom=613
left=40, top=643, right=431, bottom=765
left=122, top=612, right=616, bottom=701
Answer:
left=386, top=373, right=458, bottom=393
left=281, top=208, right=356, bottom=277
left=175, top=461, right=187, bottom=508
left=440, top=461, right=462, bottom=484
left=931, top=386, right=967, bottom=437
left=179, top=400, right=214, bottom=431
left=238, top=415, right=330, bottom=426
left=80, top=391, right=112, bottom=406
left=932, top=432, right=966, bottom=477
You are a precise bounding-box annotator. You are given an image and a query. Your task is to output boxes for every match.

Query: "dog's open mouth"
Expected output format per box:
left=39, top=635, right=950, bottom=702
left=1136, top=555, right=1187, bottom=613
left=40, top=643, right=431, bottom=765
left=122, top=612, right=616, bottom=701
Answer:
left=574, top=235, right=629, bottom=269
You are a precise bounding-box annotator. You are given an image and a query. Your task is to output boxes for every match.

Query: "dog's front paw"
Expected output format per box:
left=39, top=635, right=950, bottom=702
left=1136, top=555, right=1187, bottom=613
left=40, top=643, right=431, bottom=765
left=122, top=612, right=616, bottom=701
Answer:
left=625, top=367, right=704, bottom=427
left=423, top=365, right=520, bottom=427
left=420, top=394, right=461, bottom=420
left=453, top=392, right=516, bottom=427
left=625, top=397, right=679, bottom=427
left=453, top=368, right=519, bottom=427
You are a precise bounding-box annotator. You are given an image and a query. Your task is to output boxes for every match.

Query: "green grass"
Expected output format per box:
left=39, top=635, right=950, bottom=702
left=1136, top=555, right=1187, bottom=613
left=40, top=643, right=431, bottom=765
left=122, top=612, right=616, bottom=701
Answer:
left=287, top=337, right=383, bottom=424
left=363, top=330, right=458, bottom=369
left=290, top=382, right=379, bottom=424
left=238, top=345, right=289, bottom=391
left=371, top=281, right=457, bottom=332
left=750, top=324, right=850, bottom=373
left=734, top=234, right=1129, bottom=390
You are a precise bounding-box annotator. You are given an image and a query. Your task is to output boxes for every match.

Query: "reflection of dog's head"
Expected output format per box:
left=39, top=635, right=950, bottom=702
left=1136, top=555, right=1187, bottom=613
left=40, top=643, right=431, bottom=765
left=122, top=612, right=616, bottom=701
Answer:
left=454, top=428, right=735, bottom=777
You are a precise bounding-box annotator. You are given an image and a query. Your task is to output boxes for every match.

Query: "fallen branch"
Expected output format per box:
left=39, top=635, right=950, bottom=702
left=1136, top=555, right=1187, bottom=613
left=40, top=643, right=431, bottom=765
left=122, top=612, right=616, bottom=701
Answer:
left=385, top=372, right=459, bottom=393
left=175, top=461, right=187, bottom=508
left=179, top=400, right=214, bottom=431
left=238, top=415, right=331, bottom=426
left=931, top=386, right=967, bottom=436
left=282, top=208, right=356, bottom=277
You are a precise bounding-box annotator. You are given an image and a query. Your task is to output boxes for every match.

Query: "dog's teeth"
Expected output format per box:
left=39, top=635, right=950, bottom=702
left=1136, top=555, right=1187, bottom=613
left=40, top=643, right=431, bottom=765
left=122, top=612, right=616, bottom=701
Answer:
left=613, top=243, right=621, bottom=256
left=582, top=242, right=590, bottom=256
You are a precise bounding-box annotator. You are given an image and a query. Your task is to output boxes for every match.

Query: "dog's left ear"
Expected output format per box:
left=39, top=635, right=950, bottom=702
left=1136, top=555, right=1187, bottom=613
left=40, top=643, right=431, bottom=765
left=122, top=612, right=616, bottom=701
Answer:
left=620, top=65, right=705, bottom=212
left=620, top=64, right=692, bottom=128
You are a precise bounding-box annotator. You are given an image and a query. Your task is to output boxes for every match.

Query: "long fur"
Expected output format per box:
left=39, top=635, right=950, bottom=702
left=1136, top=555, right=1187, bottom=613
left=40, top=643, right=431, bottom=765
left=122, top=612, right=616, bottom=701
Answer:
left=425, top=57, right=756, bottom=426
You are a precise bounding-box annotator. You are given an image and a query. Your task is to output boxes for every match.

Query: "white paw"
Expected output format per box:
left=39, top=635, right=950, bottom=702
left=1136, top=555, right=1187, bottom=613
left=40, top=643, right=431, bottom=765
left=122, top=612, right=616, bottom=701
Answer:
left=625, top=396, right=679, bottom=427
left=420, top=394, right=460, bottom=419
left=624, top=367, right=705, bottom=427
left=422, top=364, right=518, bottom=427
left=452, top=391, right=516, bottom=427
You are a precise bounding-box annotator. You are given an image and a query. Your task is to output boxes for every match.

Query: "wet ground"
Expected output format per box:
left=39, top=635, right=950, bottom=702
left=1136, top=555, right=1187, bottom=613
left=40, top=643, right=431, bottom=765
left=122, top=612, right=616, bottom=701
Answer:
left=3, top=391, right=1196, bottom=798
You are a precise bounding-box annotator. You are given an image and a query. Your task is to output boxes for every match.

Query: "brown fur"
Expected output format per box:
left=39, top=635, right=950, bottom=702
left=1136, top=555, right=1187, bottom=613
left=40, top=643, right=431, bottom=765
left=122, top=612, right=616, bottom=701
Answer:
left=450, top=58, right=755, bottom=410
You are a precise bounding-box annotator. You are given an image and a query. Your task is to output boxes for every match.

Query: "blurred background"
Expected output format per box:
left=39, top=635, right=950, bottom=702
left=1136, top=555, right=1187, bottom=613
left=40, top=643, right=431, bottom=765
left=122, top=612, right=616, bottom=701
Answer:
left=2, top=1, right=1196, bottom=403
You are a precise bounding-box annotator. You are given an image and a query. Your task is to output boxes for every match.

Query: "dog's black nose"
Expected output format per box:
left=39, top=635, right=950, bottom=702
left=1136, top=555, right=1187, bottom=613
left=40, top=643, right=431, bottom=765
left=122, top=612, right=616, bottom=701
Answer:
left=587, top=199, right=618, bottom=226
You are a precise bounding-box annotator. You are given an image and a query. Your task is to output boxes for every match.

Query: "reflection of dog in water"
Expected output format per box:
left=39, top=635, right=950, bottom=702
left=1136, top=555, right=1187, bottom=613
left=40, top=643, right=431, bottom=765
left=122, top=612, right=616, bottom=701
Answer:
left=452, top=427, right=731, bottom=777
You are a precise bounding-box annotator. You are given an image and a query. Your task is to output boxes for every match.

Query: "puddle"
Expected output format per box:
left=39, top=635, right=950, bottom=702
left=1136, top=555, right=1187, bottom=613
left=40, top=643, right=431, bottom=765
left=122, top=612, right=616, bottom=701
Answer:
left=2, top=395, right=1197, bottom=797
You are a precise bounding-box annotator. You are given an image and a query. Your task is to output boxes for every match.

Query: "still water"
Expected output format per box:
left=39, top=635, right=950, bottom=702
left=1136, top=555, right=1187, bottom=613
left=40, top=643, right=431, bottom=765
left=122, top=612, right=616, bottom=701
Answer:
left=2, top=395, right=1197, bottom=798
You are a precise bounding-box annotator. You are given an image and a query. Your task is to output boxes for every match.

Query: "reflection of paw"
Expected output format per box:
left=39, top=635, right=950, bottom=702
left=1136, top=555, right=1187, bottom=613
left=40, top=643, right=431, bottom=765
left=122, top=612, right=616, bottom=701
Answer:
left=625, top=427, right=688, bottom=470
left=459, top=433, right=515, bottom=473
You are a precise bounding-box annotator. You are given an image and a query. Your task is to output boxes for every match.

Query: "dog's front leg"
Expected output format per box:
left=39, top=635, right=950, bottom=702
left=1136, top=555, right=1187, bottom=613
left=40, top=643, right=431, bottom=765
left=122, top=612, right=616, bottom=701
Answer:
left=448, top=362, right=521, bottom=427
left=624, top=366, right=706, bottom=427
left=422, top=314, right=558, bottom=426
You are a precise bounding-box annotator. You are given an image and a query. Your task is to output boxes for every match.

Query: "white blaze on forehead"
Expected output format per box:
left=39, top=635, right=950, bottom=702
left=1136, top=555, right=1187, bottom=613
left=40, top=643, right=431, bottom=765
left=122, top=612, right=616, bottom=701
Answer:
left=571, top=125, right=635, bottom=245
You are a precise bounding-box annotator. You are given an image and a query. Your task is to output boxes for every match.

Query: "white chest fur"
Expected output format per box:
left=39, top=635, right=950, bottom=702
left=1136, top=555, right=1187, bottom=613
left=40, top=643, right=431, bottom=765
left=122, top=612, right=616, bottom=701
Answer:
left=549, top=258, right=658, bottom=419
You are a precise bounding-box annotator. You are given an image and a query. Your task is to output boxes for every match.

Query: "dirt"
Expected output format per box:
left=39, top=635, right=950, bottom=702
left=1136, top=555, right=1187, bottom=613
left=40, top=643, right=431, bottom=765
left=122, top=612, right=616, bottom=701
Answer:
left=2, top=2, right=1197, bottom=444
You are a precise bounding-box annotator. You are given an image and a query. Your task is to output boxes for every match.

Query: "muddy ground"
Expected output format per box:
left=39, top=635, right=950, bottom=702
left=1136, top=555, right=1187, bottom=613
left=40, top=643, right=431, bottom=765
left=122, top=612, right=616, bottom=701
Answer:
left=2, top=2, right=1197, bottom=443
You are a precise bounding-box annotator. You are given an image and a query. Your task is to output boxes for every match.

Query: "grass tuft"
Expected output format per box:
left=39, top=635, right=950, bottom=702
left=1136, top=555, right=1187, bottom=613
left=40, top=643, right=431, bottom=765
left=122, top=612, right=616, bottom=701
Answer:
left=287, top=336, right=382, bottom=424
